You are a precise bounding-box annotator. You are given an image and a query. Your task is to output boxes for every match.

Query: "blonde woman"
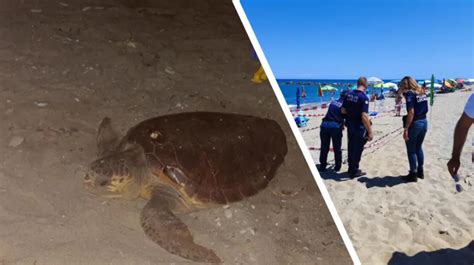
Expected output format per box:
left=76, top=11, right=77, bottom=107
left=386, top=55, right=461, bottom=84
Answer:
left=399, top=76, right=429, bottom=182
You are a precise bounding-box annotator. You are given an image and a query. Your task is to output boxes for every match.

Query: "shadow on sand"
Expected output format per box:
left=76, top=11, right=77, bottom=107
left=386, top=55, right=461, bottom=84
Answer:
left=388, top=241, right=474, bottom=265
left=317, top=166, right=352, bottom=182
left=357, top=175, right=409, bottom=188
left=317, top=166, right=415, bottom=188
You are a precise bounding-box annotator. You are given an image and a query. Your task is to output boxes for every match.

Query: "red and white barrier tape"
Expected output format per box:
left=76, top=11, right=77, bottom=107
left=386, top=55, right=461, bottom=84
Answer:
left=292, top=113, right=326, bottom=117
left=290, top=103, right=329, bottom=113
left=307, top=127, right=403, bottom=153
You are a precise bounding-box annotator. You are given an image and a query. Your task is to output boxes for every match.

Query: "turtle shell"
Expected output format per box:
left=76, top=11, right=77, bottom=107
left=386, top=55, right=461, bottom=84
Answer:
left=122, top=112, right=287, bottom=204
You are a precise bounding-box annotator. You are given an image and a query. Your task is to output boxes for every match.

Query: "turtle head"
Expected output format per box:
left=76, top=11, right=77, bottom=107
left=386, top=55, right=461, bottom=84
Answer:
left=84, top=117, right=147, bottom=199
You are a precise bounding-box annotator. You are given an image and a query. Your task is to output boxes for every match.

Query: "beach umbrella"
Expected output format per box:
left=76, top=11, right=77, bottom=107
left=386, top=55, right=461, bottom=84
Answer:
left=424, top=79, right=441, bottom=84
left=431, top=83, right=442, bottom=89
left=321, top=85, right=338, bottom=91
left=318, top=85, right=324, bottom=97
left=374, top=83, right=394, bottom=89
left=448, top=79, right=457, bottom=87
left=383, top=82, right=398, bottom=89
left=376, top=82, right=397, bottom=89
left=429, top=74, right=435, bottom=107
left=444, top=80, right=454, bottom=89
left=367, top=76, right=383, bottom=85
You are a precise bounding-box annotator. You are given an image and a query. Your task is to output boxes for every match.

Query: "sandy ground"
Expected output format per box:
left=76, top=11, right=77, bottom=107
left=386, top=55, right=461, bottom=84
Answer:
left=300, top=90, right=474, bottom=264
left=0, top=1, right=353, bottom=264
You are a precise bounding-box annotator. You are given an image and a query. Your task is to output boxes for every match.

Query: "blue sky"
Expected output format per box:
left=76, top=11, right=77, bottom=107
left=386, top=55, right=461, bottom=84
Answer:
left=242, top=0, right=473, bottom=80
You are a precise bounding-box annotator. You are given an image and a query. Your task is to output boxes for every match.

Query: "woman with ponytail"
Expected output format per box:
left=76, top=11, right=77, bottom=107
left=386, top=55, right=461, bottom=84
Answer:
left=399, top=76, right=429, bottom=182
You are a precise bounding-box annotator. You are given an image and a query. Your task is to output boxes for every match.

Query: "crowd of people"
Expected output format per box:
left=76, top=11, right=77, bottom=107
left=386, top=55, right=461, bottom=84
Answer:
left=317, top=76, right=468, bottom=181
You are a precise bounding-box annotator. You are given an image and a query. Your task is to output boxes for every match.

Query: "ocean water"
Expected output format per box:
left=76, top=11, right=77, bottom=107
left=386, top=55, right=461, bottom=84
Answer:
left=278, top=79, right=390, bottom=106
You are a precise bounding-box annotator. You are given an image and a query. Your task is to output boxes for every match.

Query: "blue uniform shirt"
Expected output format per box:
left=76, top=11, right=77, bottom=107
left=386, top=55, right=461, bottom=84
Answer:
left=405, top=91, right=428, bottom=120
left=321, top=99, right=344, bottom=128
left=342, top=90, right=369, bottom=126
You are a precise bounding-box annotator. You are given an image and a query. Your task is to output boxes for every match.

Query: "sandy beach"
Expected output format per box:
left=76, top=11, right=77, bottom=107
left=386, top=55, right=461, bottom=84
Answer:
left=0, top=1, right=352, bottom=264
left=300, top=89, right=473, bottom=264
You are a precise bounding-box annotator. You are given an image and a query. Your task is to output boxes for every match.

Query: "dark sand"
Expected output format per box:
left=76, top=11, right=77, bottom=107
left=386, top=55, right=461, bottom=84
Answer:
left=0, top=1, right=351, bottom=264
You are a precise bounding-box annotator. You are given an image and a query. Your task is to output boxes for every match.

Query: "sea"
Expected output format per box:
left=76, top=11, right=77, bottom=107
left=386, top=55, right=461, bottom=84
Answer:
left=278, top=79, right=392, bottom=107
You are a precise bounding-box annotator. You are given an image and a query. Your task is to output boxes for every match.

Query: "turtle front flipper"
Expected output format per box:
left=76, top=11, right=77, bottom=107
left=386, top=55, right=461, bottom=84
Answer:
left=140, top=196, right=222, bottom=263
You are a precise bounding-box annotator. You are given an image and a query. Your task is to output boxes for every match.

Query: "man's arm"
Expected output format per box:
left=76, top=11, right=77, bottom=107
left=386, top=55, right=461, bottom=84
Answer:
left=447, top=113, right=473, bottom=176
left=361, top=112, right=373, bottom=141
left=360, top=96, right=372, bottom=141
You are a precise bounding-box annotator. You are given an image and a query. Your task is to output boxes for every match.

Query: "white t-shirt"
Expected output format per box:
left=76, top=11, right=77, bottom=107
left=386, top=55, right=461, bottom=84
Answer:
left=465, top=93, right=474, bottom=119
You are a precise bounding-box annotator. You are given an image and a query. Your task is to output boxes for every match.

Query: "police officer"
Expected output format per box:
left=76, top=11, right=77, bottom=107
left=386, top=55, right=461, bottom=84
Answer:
left=341, top=77, right=373, bottom=178
left=319, top=91, right=348, bottom=172
left=400, top=76, right=429, bottom=182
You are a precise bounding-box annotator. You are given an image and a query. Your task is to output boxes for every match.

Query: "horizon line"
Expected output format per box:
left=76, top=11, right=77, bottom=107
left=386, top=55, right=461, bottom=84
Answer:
left=276, top=76, right=471, bottom=80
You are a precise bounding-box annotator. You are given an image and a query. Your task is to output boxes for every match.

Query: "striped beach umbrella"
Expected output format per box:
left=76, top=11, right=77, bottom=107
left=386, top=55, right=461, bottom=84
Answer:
left=321, top=85, right=338, bottom=91
left=367, top=76, right=383, bottom=85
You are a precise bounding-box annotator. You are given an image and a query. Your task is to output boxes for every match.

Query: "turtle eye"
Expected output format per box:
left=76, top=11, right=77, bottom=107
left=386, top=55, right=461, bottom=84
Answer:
left=99, top=180, right=108, bottom=186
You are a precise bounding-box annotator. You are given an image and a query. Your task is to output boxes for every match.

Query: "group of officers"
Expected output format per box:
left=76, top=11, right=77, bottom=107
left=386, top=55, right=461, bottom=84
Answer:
left=318, top=76, right=430, bottom=181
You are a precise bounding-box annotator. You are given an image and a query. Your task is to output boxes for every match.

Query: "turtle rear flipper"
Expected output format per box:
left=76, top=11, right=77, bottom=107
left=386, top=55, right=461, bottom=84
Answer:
left=140, top=196, right=222, bottom=263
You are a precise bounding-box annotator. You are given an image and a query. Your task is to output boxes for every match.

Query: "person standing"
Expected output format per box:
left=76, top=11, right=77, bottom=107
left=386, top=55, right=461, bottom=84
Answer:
left=422, top=82, right=427, bottom=93
left=378, top=89, right=385, bottom=112
left=341, top=77, right=373, bottom=178
left=399, top=76, right=429, bottom=182
left=319, top=91, right=348, bottom=172
left=395, top=93, right=402, bottom=117
left=447, top=93, right=474, bottom=177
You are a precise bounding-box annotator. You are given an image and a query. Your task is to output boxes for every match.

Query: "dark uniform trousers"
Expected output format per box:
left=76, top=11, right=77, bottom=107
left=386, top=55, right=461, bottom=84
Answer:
left=319, top=127, right=343, bottom=169
left=347, top=123, right=367, bottom=175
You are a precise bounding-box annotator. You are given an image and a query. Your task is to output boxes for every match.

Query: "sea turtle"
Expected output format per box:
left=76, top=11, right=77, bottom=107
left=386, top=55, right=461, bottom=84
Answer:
left=83, top=112, right=287, bottom=263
